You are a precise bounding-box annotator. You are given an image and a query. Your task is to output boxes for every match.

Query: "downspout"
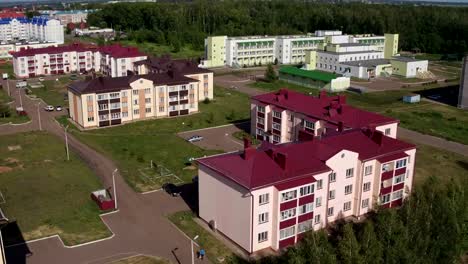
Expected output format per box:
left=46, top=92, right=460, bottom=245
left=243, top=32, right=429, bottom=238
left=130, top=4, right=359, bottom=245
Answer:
left=356, top=162, right=365, bottom=219
left=248, top=191, right=254, bottom=254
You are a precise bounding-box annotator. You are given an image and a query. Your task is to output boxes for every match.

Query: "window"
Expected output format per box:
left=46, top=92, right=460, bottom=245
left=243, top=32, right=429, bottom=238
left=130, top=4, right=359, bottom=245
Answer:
left=392, top=190, right=403, bottom=200
left=346, top=168, right=354, bottom=178
left=258, top=212, right=269, bottom=224
left=122, top=112, right=128, bottom=118
left=87, top=106, right=93, bottom=112
left=363, top=182, right=371, bottom=192
left=145, top=107, right=151, bottom=113
left=111, top=112, right=120, bottom=119
left=159, top=106, right=164, bottom=112
left=385, top=128, right=391, bottom=135
left=132, top=90, right=139, bottom=95
left=328, top=190, right=335, bottom=200
left=86, top=95, right=93, bottom=101
left=298, top=220, right=313, bottom=233
left=87, top=117, right=94, bottom=122
left=272, top=123, right=281, bottom=130
left=281, top=190, right=297, bottom=202
left=133, top=109, right=139, bottom=115
left=314, top=214, right=321, bottom=224
left=145, top=88, right=151, bottom=94
left=362, top=198, right=369, bottom=208
left=257, top=117, right=265, bottom=125
left=382, top=163, right=391, bottom=172
left=381, top=194, right=391, bottom=204
left=396, top=159, right=407, bottom=169
left=365, top=165, right=373, bottom=176
left=159, top=87, right=165, bottom=93
left=259, top=193, right=269, bottom=205
left=315, top=197, right=322, bottom=207
left=258, top=231, right=268, bottom=243
left=99, top=114, right=108, bottom=121
left=203, top=74, right=209, bottom=80
left=345, top=184, right=353, bottom=195
left=317, top=179, right=323, bottom=190
left=109, top=92, right=119, bottom=99
left=257, top=128, right=264, bottom=136
left=273, top=135, right=280, bottom=143
left=145, top=98, right=151, bottom=104
left=299, top=203, right=313, bottom=215
left=303, top=120, right=314, bottom=130
left=300, top=185, right=314, bottom=196
left=134, top=99, right=138, bottom=105
left=122, top=91, right=128, bottom=97
left=329, top=172, right=336, bottom=182
left=394, top=174, right=405, bottom=184
left=343, top=201, right=351, bottom=211
left=280, top=226, right=295, bottom=240
left=122, top=102, right=128, bottom=108
left=273, top=111, right=281, bottom=118
left=257, top=105, right=265, bottom=113
left=327, top=207, right=334, bottom=216
left=97, top=94, right=108, bottom=100
left=98, top=104, right=108, bottom=111
left=110, top=103, right=120, bottom=109
left=280, top=208, right=296, bottom=221
left=159, top=97, right=164, bottom=103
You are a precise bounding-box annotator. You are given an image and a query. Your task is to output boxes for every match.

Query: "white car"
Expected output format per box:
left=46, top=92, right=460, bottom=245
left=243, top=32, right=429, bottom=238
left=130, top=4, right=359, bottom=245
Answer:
left=38, top=77, right=45, bottom=82
left=187, top=135, right=204, bottom=143
left=44, top=105, right=54, bottom=111
left=55, top=106, right=62, bottom=111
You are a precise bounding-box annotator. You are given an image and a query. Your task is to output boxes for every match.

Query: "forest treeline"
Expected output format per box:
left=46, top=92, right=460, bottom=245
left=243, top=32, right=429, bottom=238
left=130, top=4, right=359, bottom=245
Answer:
left=87, top=0, right=468, bottom=54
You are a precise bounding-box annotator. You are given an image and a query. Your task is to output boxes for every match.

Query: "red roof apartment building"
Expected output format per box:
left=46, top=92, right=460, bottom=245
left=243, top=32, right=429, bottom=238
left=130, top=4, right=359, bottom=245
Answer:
left=198, top=89, right=416, bottom=254
left=12, top=43, right=147, bottom=78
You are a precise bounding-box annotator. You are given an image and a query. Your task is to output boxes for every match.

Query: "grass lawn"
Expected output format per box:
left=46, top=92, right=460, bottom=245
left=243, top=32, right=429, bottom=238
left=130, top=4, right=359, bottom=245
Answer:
left=61, top=86, right=250, bottom=192
left=232, top=130, right=260, bottom=145
left=120, top=41, right=203, bottom=59
left=0, top=88, right=30, bottom=124
left=250, top=80, right=319, bottom=95
left=168, top=211, right=235, bottom=263
left=30, top=76, right=71, bottom=106
left=109, top=255, right=169, bottom=264
left=0, top=131, right=111, bottom=245
left=0, top=61, right=15, bottom=79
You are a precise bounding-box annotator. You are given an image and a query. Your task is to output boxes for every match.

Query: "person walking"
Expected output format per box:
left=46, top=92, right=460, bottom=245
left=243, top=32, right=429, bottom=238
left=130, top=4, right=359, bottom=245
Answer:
left=199, top=249, right=205, bottom=260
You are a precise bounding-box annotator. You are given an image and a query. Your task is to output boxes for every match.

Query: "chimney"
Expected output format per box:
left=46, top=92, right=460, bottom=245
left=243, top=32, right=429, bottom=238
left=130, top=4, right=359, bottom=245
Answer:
left=274, top=152, right=288, bottom=171
left=243, top=137, right=251, bottom=149
left=319, top=90, right=327, bottom=99
left=337, top=121, right=344, bottom=132
left=242, top=137, right=255, bottom=160
left=371, top=130, right=384, bottom=146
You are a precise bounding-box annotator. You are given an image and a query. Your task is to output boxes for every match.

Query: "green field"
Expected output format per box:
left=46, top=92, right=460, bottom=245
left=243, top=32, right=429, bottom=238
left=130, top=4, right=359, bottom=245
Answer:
left=0, top=62, right=15, bottom=79
left=61, top=86, right=250, bottom=192
left=121, top=41, right=203, bottom=59
left=0, top=132, right=111, bottom=245
left=0, top=88, right=30, bottom=125
left=29, top=77, right=71, bottom=106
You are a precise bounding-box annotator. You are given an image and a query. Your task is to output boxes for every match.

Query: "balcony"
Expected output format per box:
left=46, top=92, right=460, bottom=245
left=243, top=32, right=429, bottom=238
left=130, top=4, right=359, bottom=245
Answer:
left=180, top=109, right=189, bottom=115
left=381, top=170, right=393, bottom=181
left=380, top=185, right=392, bottom=195
left=179, top=90, right=189, bottom=96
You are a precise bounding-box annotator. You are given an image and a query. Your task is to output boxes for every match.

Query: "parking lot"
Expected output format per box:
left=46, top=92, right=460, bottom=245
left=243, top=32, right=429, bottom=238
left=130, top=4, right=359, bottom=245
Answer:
left=178, top=122, right=250, bottom=152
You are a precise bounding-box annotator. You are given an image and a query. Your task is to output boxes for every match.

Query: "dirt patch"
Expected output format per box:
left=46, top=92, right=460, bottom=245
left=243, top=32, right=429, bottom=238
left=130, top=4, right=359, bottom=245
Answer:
left=0, top=166, right=12, bottom=174
left=183, top=165, right=196, bottom=170
left=7, top=145, right=21, bottom=151
left=5, top=157, right=19, bottom=163
left=23, top=225, right=63, bottom=242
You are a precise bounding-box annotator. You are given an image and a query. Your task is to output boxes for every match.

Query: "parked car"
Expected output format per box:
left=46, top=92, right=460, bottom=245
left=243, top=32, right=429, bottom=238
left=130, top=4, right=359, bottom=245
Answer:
left=162, top=183, right=181, bottom=197
left=187, top=135, right=203, bottom=143
left=55, top=106, right=62, bottom=111
left=44, top=105, right=54, bottom=111
left=16, top=80, right=27, bottom=89
left=38, top=77, right=45, bottom=82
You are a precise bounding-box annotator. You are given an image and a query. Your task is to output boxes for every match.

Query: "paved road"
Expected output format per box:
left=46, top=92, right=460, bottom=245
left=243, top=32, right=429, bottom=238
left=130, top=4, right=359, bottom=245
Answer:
left=0, top=79, right=205, bottom=264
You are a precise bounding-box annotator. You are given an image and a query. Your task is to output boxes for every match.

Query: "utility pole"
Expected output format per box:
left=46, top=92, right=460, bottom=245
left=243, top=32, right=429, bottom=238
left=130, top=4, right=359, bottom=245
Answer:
left=37, top=102, right=42, bottom=131
left=191, top=235, right=199, bottom=264
left=6, top=79, right=10, bottom=96
left=18, top=88, right=23, bottom=108
left=64, top=125, right=70, bottom=161
left=112, top=168, right=118, bottom=209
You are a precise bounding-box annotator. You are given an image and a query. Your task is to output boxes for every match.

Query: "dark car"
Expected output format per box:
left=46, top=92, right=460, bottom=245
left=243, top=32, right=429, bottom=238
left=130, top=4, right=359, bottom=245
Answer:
left=162, top=183, right=181, bottom=197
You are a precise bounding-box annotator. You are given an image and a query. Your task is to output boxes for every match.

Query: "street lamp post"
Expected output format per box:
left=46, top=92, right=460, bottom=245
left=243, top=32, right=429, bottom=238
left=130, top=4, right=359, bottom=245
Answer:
left=191, top=235, right=199, bottom=264
left=18, top=88, right=23, bottom=108
left=6, top=79, right=10, bottom=96
left=112, top=168, right=118, bottom=209
left=37, top=102, right=42, bottom=131
left=64, top=125, right=70, bottom=161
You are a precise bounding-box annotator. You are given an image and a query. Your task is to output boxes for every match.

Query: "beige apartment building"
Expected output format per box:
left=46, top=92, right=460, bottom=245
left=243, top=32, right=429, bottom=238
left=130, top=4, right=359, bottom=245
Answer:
left=68, top=72, right=201, bottom=129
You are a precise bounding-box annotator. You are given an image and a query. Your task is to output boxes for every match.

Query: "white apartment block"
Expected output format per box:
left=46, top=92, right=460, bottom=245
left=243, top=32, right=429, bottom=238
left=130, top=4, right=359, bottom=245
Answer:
left=0, top=17, right=63, bottom=44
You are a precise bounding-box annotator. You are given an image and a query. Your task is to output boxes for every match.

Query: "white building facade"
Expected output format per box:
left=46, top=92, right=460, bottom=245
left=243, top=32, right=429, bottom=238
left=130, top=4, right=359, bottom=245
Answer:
left=0, top=17, right=63, bottom=44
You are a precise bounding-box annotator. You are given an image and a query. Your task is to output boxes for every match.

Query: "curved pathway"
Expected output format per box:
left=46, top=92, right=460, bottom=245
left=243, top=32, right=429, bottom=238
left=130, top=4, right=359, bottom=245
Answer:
left=1, top=79, right=204, bottom=264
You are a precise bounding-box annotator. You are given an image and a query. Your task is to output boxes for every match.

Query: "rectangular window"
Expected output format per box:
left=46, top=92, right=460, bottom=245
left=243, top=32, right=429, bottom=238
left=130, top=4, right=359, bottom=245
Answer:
left=314, top=214, right=321, bottom=224
left=299, top=203, right=313, bottom=215
left=159, top=87, right=165, bottom=93
left=122, top=112, right=128, bottom=118
left=145, top=107, right=151, bottom=113
left=396, top=159, right=407, bottom=169
left=259, top=193, right=269, bottom=205
left=258, top=212, right=269, bottom=224
left=109, top=92, right=119, bottom=98
left=346, top=168, right=354, bottom=178
left=97, top=94, right=108, bottom=100
left=134, top=99, right=138, bottom=105
left=145, top=88, right=151, bottom=94
left=329, top=172, right=336, bottom=183
left=365, top=165, right=373, bottom=176
left=145, top=98, right=151, bottom=104
left=298, top=219, right=313, bottom=233
left=327, top=207, right=334, bottom=216
left=87, top=95, right=93, bottom=101
left=257, top=105, right=265, bottom=113
left=132, top=90, right=139, bottom=95
left=392, top=190, right=403, bottom=200
left=317, top=179, right=323, bottom=190
left=122, top=91, right=127, bottom=97
left=110, top=103, right=120, bottom=109
left=159, top=106, right=164, bottom=112
left=345, top=184, right=353, bottom=195
left=303, top=120, right=314, bottom=130
left=381, top=194, right=391, bottom=204
left=98, top=104, right=108, bottom=111
left=257, top=117, right=265, bottom=125
left=133, top=109, right=139, bottom=115
left=87, top=106, right=93, bottom=112
left=258, top=231, right=268, bottom=243
left=281, top=190, right=297, bottom=202
left=273, top=135, right=280, bottom=143
left=280, top=208, right=296, bottom=221
left=272, top=123, right=281, bottom=130
left=159, top=97, right=164, bottom=103
left=315, top=196, right=322, bottom=207
left=279, top=226, right=295, bottom=240
left=122, top=102, right=128, bottom=108
left=385, top=128, right=391, bottom=135
left=328, top=190, right=335, bottom=200
left=87, top=116, right=94, bottom=122
left=99, top=114, right=108, bottom=120
left=363, top=182, right=371, bottom=192
left=203, top=74, right=208, bottom=80
left=343, top=201, right=351, bottom=211
left=111, top=112, right=120, bottom=119
left=394, top=174, right=405, bottom=184
left=273, top=111, right=281, bottom=118
left=300, top=185, right=314, bottom=196
left=362, top=198, right=369, bottom=208
left=382, top=163, right=391, bottom=172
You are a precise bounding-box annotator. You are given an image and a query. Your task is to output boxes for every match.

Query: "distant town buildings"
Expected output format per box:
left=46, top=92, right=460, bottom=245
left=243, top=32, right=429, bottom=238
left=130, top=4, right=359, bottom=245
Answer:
left=0, top=17, right=64, bottom=44
left=12, top=43, right=147, bottom=78
left=457, top=56, right=468, bottom=109
left=50, top=10, right=93, bottom=24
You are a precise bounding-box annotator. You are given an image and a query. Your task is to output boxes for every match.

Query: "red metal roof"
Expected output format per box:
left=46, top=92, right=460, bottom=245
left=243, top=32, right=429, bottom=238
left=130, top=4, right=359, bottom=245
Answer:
left=377, top=152, right=409, bottom=163
left=12, top=43, right=98, bottom=57
left=99, top=44, right=145, bottom=59
left=197, top=129, right=415, bottom=191
left=252, top=89, right=397, bottom=129
left=0, top=12, right=25, bottom=19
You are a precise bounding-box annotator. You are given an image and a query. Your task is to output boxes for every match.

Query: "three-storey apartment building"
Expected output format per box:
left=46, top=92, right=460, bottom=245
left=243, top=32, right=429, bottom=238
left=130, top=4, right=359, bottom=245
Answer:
left=197, top=129, right=416, bottom=254
left=67, top=71, right=201, bottom=129
left=12, top=43, right=147, bottom=78
left=251, top=89, right=398, bottom=144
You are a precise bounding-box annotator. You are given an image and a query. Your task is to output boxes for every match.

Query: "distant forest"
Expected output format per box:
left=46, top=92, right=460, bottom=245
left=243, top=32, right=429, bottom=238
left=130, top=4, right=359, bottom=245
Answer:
left=88, top=0, right=468, bottom=55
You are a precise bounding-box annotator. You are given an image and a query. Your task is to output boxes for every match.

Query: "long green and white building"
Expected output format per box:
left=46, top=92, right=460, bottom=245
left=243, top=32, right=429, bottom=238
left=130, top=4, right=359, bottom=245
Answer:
left=200, top=30, right=399, bottom=68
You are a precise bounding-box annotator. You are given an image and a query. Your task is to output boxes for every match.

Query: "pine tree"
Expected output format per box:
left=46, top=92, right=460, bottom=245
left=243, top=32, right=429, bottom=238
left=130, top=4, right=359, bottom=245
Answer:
left=338, top=223, right=363, bottom=264
left=359, top=221, right=383, bottom=264
left=264, top=64, right=277, bottom=83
